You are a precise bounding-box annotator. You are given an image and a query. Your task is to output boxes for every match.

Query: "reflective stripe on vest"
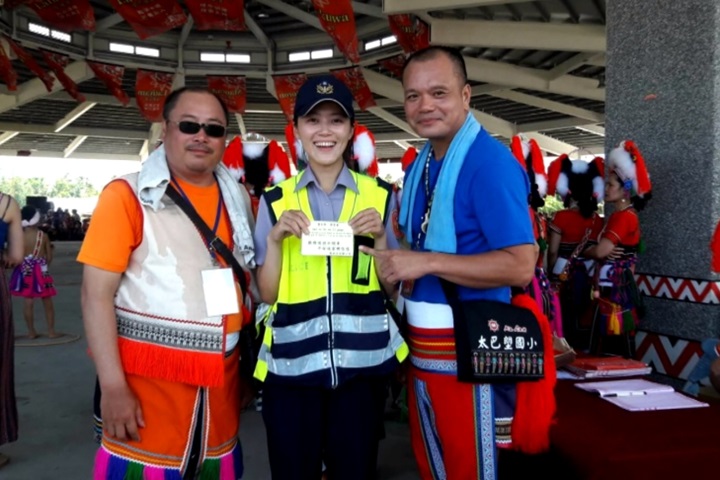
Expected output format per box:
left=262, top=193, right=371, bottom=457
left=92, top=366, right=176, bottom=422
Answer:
left=254, top=170, right=409, bottom=387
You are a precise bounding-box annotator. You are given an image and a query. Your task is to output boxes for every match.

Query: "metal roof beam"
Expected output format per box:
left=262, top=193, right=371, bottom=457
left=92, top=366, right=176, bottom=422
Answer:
left=95, top=13, right=124, bottom=32
left=586, top=53, right=606, bottom=67
left=362, top=67, right=514, bottom=137
left=245, top=8, right=273, bottom=50
left=0, top=132, right=19, bottom=146
left=463, top=56, right=605, bottom=101
left=178, top=17, right=194, bottom=49
left=517, top=117, right=598, bottom=133
left=366, top=107, right=418, bottom=137
left=63, top=135, right=88, bottom=157
left=360, top=67, right=575, bottom=151
left=139, top=139, right=150, bottom=160
left=54, top=101, right=97, bottom=132
left=0, top=61, right=94, bottom=114
left=471, top=84, right=507, bottom=96
left=545, top=52, right=604, bottom=80
left=576, top=124, right=606, bottom=136
left=489, top=90, right=604, bottom=122
left=0, top=150, right=142, bottom=161
left=255, top=0, right=324, bottom=32
left=235, top=114, right=247, bottom=137
left=382, top=0, right=529, bottom=14
left=351, top=2, right=386, bottom=18
left=394, top=140, right=412, bottom=150
left=431, top=19, right=606, bottom=53
left=0, top=122, right=149, bottom=140
left=48, top=91, right=289, bottom=114
left=525, top=132, right=576, bottom=156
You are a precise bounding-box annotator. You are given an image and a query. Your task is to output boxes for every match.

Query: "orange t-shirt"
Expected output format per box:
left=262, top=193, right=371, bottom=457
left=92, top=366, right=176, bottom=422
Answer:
left=77, top=177, right=244, bottom=331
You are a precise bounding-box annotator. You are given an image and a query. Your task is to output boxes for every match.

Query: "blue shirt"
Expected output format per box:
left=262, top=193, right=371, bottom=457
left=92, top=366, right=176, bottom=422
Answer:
left=254, top=165, right=399, bottom=265
left=407, top=128, right=534, bottom=305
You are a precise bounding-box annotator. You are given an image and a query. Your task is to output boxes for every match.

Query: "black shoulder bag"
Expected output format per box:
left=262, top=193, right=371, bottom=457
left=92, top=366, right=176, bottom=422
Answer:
left=165, top=185, right=261, bottom=390
left=439, top=279, right=545, bottom=383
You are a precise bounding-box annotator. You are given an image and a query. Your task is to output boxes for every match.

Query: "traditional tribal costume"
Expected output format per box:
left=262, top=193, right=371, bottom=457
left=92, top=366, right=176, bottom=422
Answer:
left=546, top=155, right=605, bottom=349
left=510, top=135, right=563, bottom=337
left=594, top=140, right=652, bottom=355
left=9, top=229, right=56, bottom=299
left=400, top=114, right=554, bottom=480
left=78, top=146, right=255, bottom=479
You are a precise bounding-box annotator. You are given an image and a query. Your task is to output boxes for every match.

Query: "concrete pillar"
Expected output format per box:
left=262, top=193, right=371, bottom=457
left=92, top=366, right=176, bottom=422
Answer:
left=606, top=2, right=720, bottom=348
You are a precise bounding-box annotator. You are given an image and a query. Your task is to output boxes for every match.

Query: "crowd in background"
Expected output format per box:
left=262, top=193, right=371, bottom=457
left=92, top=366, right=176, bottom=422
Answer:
left=38, top=207, right=88, bottom=241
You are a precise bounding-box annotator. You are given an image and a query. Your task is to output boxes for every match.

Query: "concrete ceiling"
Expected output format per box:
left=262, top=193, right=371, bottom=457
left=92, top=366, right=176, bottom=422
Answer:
left=0, top=0, right=607, bottom=162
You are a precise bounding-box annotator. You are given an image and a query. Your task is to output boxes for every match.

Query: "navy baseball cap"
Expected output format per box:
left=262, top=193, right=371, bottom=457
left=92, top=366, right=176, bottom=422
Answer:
left=293, top=75, right=355, bottom=123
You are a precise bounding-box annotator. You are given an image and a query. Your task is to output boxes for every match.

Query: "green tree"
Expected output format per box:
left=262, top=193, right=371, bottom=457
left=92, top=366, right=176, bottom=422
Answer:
left=0, top=176, right=98, bottom=205
left=49, top=175, right=98, bottom=198
left=0, top=177, right=50, bottom=206
left=538, top=194, right=564, bottom=217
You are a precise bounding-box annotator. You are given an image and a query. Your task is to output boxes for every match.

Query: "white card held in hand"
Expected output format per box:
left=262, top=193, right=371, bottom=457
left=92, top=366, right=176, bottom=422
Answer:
left=201, top=268, right=240, bottom=317
left=301, top=221, right=354, bottom=257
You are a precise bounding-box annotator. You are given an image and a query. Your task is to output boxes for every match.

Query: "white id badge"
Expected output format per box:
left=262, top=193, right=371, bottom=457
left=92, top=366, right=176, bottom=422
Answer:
left=301, top=221, right=354, bottom=257
left=201, top=268, right=240, bottom=317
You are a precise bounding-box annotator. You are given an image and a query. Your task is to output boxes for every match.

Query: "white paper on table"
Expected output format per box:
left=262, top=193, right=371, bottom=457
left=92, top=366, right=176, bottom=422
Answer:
left=575, top=378, right=673, bottom=397
left=604, top=391, right=709, bottom=411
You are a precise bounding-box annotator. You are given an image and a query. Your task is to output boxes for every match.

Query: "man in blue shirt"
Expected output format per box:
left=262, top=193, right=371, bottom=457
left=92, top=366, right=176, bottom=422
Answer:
left=363, top=46, right=537, bottom=480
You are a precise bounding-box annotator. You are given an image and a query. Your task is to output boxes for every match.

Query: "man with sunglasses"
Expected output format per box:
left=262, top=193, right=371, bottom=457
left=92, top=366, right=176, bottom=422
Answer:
left=78, top=87, right=256, bottom=479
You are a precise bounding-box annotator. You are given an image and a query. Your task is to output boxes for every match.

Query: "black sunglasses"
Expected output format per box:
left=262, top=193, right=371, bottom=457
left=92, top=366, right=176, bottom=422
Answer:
left=167, top=120, right=227, bottom=138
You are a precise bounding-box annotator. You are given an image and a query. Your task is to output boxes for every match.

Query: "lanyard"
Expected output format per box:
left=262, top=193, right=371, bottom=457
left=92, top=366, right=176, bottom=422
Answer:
left=415, top=149, right=440, bottom=250
left=170, top=176, right=224, bottom=249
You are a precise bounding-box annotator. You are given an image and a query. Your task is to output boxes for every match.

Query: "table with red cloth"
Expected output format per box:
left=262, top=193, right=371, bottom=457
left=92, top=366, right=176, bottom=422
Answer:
left=498, top=378, right=720, bottom=479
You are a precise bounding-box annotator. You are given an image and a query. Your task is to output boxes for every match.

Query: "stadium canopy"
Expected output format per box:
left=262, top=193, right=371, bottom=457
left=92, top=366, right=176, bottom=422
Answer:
left=0, top=0, right=606, bottom=162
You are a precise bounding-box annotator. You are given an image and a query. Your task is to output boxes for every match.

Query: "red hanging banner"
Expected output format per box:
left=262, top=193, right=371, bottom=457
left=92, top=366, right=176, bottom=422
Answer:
left=377, top=54, right=407, bottom=79
left=135, top=69, right=174, bottom=123
left=388, top=15, right=430, bottom=55
left=331, top=66, right=376, bottom=111
left=5, top=38, right=55, bottom=92
left=87, top=60, right=130, bottom=106
left=184, top=0, right=246, bottom=31
left=207, top=75, right=246, bottom=114
left=23, top=0, right=96, bottom=32
left=108, top=0, right=187, bottom=40
left=273, top=73, right=308, bottom=122
left=41, top=50, right=85, bottom=102
left=0, top=42, right=18, bottom=92
left=311, top=0, right=359, bottom=64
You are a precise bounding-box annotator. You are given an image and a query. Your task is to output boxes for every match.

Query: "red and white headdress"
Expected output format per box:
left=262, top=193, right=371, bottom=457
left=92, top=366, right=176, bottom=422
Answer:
left=222, top=136, right=244, bottom=182
left=221, top=134, right=292, bottom=187
left=284, top=122, right=379, bottom=177
left=400, top=146, right=418, bottom=172
left=547, top=154, right=605, bottom=201
left=510, top=135, right=547, bottom=197
left=607, top=140, right=651, bottom=198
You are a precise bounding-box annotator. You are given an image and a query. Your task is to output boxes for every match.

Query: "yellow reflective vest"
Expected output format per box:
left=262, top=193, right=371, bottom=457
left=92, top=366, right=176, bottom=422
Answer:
left=254, top=170, right=408, bottom=388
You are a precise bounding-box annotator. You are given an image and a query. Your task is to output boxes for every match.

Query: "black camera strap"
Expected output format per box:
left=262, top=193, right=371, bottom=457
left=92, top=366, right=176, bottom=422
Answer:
left=165, top=183, right=248, bottom=296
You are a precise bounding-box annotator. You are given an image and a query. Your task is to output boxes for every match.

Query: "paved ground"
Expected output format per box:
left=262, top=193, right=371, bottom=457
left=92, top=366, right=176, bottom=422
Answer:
left=0, top=241, right=419, bottom=480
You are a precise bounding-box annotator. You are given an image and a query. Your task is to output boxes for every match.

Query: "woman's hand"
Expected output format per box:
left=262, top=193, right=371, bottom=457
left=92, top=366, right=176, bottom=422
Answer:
left=268, top=210, right=310, bottom=243
left=349, top=208, right=385, bottom=239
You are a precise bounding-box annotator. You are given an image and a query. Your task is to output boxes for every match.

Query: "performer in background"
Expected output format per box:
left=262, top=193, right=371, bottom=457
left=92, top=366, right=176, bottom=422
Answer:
left=0, top=192, right=23, bottom=470
left=585, top=140, right=652, bottom=357
left=546, top=154, right=605, bottom=350
left=510, top=135, right=563, bottom=338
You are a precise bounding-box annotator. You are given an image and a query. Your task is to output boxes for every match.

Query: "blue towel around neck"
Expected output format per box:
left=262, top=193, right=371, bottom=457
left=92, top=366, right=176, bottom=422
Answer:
left=399, top=113, right=481, bottom=254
